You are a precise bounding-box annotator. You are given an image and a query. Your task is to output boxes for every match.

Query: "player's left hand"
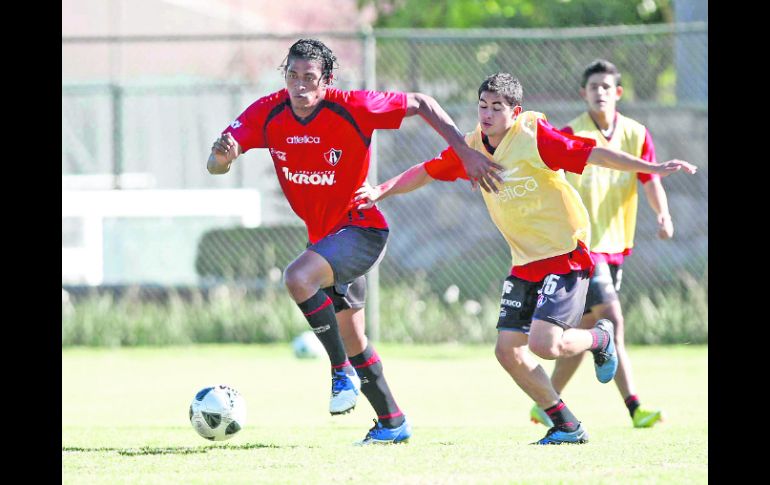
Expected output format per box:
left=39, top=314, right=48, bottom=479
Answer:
left=657, top=213, right=674, bottom=239
left=353, top=181, right=382, bottom=210
left=455, top=146, right=504, bottom=193
left=658, top=159, right=697, bottom=176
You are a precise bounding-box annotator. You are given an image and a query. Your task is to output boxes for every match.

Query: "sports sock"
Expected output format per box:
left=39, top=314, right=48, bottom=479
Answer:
left=588, top=326, right=610, bottom=351
left=297, top=291, right=352, bottom=373
left=625, top=394, right=640, bottom=418
left=349, top=344, right=404, bottom=428
left=545, top=400, right=579, bottom=432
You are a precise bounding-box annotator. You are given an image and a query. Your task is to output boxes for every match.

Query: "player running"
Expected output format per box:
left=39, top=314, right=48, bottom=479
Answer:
left=207, top=38, right=503, bottom=444
left=354, top=72, right=696, bottom=444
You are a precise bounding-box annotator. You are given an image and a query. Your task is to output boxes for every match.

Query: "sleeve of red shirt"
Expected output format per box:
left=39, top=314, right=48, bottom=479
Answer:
left=636, top=128, right=660, bottom=184
left=423, top=146, right=470, bottom=181
left=536, top=118, right=595, bottom=173
left=222, top=94, right=276, bottom=151
left=346, top=90, right=408, bottom=133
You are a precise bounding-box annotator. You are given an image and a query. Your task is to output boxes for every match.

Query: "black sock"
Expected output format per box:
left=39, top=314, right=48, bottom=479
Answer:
left=625, top=394, right=640, bottom=418
left=349, top=345, right=404, bottom=428
left=297, top=291, right=351, bottom=371
left=544, top=400, right=579, bottom=432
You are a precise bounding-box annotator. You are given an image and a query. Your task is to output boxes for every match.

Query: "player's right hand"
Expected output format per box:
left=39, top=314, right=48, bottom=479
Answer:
left=211, top=132, right=239, bottom=162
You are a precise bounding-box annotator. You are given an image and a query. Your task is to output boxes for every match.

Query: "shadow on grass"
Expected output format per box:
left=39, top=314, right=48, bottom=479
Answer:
left=62, top=442, right=299, bottom=456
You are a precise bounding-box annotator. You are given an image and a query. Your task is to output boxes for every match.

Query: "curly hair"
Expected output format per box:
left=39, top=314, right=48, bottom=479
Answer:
left=478, top=73, right=523, bottom=107
left=280, top=38, right=338, bottom=84
left=580, top=59, right=621, bottom=87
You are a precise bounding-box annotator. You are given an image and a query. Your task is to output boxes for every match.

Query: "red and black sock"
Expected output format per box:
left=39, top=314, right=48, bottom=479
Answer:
left=625, top=394, right=640, bottom=418
left=297, top=291, right=352, bottom=373
left=544, top=400, right=579, bottom=432
left=349, top=344, right=404, bottom=428
left=588, top=326, right=610, bottom=351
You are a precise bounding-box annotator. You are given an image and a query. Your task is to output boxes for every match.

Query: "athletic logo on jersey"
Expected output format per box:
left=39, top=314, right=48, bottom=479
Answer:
left=230, top=120, right=242, bottom=129
left=536, top=294, right=547, bottom=308
left=502, top=280, right=514, bottom=295
left=286, top=135, right=320, bottom=144
left=282, top=167, right=336, bottom=185
left=270, top=148, right=287, bottom=162
left=496, top=167, right=538, bottom=201
left=324, top=148, right=343, bottom=167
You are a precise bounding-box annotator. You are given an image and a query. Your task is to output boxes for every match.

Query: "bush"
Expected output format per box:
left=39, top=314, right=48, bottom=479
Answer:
left=62, top=271, right=707, bottom=347
left=194, top=225, right=306, bottom=285
left=62, top=286, right=308, bottom=347
left=623, top=270, right=708, bottom=344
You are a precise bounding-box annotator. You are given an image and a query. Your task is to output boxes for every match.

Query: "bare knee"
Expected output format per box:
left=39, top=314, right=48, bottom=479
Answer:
left=495, top=341, right=527, bottom=368
left=528, top=340, right=561, bottom=360
left=283, top=262, right=316, bottom=296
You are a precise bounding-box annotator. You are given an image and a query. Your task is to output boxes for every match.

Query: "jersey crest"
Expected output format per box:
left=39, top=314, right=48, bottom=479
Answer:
left=324, top=148, right=342, bottom=167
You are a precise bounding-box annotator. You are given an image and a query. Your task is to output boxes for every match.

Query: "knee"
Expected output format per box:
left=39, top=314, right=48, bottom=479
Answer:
left=283, top=263, right=314, bottom=294
left=528, top=340, right=560, bottom=360
left=494, top=342, right=526, bottom=368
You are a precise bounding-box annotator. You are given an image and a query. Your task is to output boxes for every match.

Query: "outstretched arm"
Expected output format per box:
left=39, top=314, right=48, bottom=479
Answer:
left=642, top=178, right=674, bottom=239
left=354, top=163, right=434, bottom=210
left=207, top=132, right=242, bottom=175
left=405, top=93, right=503, bottom=192
left=587, top=147, right=697, bottom=176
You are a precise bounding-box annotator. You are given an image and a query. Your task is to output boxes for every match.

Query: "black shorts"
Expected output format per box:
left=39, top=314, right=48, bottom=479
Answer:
left=323, top=275, right=366, bottom=312
left=308, top=226, right=388, bottom=309
left=497, top=270, right=590, bottom=333
left=584, top=262, right=622, bottom=312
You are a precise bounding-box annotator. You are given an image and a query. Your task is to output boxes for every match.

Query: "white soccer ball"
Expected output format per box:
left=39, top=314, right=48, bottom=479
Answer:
left=189, top=385, right=247, bottom=441
left=292, top=330, right=325, bottom=359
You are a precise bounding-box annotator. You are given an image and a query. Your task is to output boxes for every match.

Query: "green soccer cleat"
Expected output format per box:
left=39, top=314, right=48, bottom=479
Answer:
left=632, top=407, right=664, bottom=428
left=529, top=404, right=554, bottom=427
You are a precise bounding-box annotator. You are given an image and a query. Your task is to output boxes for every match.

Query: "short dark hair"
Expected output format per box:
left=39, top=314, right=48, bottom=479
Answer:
left=478, top=73, right=523, bottom=107
left=281, top=38, right=338, bottom=83
left=581, top=59, right=621, bottom=87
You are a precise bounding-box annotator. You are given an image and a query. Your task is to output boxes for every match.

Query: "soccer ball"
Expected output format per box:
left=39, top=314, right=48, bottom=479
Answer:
left=292, top=330, right=325, bottom=359
left=189, top=385, right=247, bottom=441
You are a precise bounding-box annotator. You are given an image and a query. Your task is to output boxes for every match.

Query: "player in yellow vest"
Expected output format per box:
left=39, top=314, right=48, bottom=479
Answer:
left=353, top=73, right=696, bottom=445
left=528, top=60, right=672, bottom=430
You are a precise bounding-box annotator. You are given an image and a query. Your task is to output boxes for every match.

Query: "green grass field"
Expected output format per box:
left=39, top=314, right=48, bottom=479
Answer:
left=62, top=344, right=707, bottom=484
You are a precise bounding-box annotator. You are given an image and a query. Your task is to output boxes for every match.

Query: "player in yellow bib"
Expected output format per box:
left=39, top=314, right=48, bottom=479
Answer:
left=354, top=73, right=696, bottom=445
left=528, top=60, right=673, bottom=430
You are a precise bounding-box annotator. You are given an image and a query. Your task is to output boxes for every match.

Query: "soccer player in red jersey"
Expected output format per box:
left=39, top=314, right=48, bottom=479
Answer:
left=529, top=59, right=674, bottom=430
left=354, top=73, right=696, bottom=444
left=207, top=39, right=503, bottom=444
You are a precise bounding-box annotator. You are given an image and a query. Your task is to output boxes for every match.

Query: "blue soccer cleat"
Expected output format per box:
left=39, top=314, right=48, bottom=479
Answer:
left=329, top=371, right=360, bottom=415
left=355, top=417, right=412, bottom=445
left=532, top=423, right=589, bottom=445
left=591, top=319, right=618, bottom=384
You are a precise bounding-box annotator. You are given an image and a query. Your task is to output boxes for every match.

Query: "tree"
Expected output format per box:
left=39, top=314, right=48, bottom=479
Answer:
left=358, top=0, right=672, bottom=28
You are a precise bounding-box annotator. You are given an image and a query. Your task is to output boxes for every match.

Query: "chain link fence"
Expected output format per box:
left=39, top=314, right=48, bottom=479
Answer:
left=62, top=24, right=707, bottom=342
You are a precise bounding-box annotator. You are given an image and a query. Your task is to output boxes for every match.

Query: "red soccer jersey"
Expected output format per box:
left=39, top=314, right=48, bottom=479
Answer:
left=224, top=88, right=407, bottom=243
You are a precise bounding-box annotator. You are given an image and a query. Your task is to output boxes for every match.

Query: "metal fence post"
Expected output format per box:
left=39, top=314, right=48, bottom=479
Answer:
left=111, top=84, right=123, bottom=189
left=363, top=27, right=380, bottom=342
